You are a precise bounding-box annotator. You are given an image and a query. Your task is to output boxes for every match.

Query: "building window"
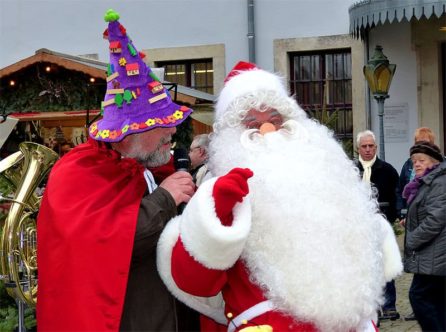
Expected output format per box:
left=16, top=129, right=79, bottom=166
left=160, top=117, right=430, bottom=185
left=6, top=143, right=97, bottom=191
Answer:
left=156, top=59, right=214, bottom=94
left=289, top=50, right=352, bottom=152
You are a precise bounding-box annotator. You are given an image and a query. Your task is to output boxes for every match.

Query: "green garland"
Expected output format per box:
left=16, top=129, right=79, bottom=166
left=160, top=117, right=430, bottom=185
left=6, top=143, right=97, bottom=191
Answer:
left=0, top=66, right=104, bottom=115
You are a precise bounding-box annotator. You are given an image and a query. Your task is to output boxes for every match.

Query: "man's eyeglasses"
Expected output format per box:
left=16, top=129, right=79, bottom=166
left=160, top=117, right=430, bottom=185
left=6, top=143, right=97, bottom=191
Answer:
left=189, top=147, right=201, bottom=153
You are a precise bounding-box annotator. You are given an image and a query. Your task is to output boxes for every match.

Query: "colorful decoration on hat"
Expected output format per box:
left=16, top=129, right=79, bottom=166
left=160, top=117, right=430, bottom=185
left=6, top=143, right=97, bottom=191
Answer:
left=125, top=63, right=139, bottom=76
left=148, top=81, right=163, bottom=93
left=118, top=57, right=127, bottom=66
left=109, top=41, right=122, bottom=53
left=89, top=9, right=192, bottom=142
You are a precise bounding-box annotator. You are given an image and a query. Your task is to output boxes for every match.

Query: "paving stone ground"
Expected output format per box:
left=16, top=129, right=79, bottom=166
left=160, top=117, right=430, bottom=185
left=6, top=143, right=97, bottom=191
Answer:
left=378, top=229, right=422, bottom=332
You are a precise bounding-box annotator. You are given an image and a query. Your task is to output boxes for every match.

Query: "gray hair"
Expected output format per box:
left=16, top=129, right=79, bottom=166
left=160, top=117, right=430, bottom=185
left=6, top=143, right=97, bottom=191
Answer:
left=192, top=134, right=210, bottom=154
left=356, top=130, right=376, bottom=147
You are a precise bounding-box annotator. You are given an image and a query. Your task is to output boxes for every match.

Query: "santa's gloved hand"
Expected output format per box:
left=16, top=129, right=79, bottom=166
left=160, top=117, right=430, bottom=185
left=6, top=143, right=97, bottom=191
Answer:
left=212, top=168, right=253, bottom=226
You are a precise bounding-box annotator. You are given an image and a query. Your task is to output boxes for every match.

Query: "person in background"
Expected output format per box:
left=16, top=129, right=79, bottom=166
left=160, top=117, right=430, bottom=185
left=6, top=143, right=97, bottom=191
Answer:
left=156, top=61, right=402, bottom=331
left=188, top=133, right=210, bottom=186
left=53, top=140, right=74, bottom=156
left=37, top=9, right=197, bottom=331
left=397, top=127, right=437, bottom=220
left=403, top=141, right=445, bottom=332
left=354, top=130, right=401, bottom=321
left=396, top=126, right=438, bottom=322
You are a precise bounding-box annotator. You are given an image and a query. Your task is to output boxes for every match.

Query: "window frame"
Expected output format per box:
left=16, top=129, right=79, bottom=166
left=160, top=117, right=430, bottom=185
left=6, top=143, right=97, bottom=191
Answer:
left=156, top=58, right=214, bottom=94
left=289, top=49, right=352, bottom=140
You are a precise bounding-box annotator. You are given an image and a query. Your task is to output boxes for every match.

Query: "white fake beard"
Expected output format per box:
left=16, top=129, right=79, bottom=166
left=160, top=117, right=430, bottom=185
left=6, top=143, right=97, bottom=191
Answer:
left=208, top=119, right=386, bottom=332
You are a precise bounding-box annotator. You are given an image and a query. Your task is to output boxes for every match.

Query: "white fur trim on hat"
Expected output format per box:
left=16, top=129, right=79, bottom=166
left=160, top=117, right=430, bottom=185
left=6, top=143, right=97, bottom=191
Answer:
left=215, top=69, right=288, bottom=122
left=180, top=177, right=252, bottom=270
left=157, top=218, right=227, bottom=324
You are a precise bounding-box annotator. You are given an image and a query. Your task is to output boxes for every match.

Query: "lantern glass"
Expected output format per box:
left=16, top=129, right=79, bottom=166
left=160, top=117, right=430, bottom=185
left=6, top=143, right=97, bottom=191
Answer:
left=363, top=66, right=377, bottom=93
left=375, top=64, right=396, bottom=94
left=363, top=45, right=396, bottom=96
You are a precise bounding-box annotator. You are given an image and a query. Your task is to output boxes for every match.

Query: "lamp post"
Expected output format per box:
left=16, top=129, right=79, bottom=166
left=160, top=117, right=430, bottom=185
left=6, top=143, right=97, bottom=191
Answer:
left=363, top=45, right=396, bottom=161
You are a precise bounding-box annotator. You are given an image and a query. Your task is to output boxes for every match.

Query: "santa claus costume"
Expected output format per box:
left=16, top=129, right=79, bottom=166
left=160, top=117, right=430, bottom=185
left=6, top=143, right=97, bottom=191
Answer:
left=157, top=62, right=403, bottom=332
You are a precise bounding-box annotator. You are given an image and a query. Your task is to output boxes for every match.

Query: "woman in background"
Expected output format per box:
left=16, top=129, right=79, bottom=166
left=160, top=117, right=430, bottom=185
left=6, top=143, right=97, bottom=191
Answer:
left=403, top=141, right=445, bottom=331
left=397, top=127, right=436, bottom=219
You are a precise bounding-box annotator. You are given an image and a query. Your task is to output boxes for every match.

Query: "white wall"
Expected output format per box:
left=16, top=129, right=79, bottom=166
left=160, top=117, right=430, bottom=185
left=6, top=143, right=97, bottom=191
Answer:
left=0, top=0, right=246, bottom=70
left=1, top=0, right=353, bottom=73
left=368, top=21, right=418, bottom=172
left=255, top=0, right=351, bottom=70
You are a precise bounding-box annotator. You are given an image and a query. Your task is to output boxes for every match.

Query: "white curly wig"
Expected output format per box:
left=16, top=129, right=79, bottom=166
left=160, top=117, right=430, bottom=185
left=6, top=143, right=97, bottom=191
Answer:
left=214, top=64, right=307, bottom=132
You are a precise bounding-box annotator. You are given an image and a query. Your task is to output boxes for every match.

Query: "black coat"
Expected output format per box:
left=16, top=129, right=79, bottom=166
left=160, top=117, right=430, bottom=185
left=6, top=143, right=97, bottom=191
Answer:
left=355, top=158, right=399, bottom=223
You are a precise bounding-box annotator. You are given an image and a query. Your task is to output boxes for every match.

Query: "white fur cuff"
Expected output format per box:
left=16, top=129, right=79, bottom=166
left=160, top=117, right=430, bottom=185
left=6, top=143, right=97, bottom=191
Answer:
left=180, top=177, right=252, bottom=270
left=157, top=217, right=227, bottom=324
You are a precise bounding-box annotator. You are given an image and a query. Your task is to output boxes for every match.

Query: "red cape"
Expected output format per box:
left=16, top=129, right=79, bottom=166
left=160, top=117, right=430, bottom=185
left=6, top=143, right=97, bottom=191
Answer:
left=37, top=139, right=146, bottom=331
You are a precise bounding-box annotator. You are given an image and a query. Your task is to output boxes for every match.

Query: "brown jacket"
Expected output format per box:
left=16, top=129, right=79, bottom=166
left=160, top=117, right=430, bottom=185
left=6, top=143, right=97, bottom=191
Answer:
left=120, top=187, right=199, bottom=331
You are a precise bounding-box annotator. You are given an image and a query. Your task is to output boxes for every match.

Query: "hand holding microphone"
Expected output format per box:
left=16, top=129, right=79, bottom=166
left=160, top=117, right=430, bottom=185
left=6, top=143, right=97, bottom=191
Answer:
left=160, top=148, right=195, bottom=210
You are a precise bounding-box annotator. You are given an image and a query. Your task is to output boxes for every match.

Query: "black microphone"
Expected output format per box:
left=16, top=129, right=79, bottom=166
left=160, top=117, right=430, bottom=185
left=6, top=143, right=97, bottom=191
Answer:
left=173, top=148, right=191, bottom=213
left=173, top=148, right=190, bottom=172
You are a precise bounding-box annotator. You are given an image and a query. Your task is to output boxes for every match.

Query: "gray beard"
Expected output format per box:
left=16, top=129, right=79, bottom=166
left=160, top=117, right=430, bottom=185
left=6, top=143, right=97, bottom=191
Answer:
left=137, top=149, right=171, bottom=168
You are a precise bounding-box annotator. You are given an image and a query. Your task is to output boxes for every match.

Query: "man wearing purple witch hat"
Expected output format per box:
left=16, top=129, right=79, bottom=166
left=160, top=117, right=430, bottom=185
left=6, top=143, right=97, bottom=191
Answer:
left=37, top=9, right=198, bottom=332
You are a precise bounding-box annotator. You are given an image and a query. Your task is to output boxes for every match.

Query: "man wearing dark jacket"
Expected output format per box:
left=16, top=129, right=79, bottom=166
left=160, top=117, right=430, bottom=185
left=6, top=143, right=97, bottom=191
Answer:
left=354, top=130, right=400, bottom=321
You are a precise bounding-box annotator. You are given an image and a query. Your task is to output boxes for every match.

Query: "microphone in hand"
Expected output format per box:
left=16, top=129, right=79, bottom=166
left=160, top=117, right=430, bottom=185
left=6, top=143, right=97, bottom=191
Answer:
left=173, top=148, right=191, bottom=213
left=174, top=148, right=190, bottom=172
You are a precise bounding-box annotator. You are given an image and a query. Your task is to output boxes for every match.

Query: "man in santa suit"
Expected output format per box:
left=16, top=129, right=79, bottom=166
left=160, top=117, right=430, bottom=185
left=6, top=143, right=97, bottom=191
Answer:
left=157, top=62, right=403, bottom=332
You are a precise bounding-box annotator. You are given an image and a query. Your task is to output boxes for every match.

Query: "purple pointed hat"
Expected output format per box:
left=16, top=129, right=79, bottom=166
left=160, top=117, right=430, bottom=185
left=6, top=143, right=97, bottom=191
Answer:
left=89, top=9, right=192, bottom=142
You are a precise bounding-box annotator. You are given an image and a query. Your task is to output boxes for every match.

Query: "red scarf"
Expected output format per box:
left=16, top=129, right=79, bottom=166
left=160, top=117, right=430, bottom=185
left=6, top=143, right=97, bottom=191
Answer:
left=37, top=139, right=146, bottom=331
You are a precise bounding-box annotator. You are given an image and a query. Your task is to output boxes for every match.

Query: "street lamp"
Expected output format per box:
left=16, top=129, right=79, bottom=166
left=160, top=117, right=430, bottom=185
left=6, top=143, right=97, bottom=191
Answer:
left=363, top=45, right=396, bottom=160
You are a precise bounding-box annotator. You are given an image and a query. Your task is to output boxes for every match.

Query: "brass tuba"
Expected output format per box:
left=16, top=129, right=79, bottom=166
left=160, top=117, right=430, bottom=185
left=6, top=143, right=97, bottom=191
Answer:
left=0, top=142, right=59, bottom=306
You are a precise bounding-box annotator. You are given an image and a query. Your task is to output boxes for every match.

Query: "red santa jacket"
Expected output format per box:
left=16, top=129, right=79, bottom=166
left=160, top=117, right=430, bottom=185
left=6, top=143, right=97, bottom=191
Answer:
left=157, top=175, right=318, bottom=332
left=157, top=173, right=381, bottom=332
left=37, top=139, right=146, bottom=331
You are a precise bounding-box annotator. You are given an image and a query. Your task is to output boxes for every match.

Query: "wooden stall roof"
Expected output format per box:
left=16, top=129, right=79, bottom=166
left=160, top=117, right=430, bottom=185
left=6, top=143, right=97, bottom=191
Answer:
left=1, top=49, right=216, bottom=127
left=0, top=48, right=216, bottom=104
left=0, top=48, right=107, bottom=79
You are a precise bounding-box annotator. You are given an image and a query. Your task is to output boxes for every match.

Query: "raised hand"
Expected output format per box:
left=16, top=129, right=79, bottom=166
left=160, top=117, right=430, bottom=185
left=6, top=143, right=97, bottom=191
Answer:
left=160, top=171, right=195, bottom=206
left=212, top=168, right=253, bottom=226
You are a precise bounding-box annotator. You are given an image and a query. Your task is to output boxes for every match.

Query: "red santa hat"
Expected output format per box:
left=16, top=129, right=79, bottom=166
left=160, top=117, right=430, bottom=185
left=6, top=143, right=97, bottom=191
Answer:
left=215, top=61, right=289, bottom=122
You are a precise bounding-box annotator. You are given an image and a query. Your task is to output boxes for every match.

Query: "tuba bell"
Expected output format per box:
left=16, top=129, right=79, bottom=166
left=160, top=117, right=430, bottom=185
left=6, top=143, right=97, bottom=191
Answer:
left=0, top=142, right=59, bottom=306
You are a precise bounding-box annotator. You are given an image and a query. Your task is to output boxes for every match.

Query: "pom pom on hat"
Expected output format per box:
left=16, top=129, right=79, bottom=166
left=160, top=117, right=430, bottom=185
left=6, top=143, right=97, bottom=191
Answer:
left=89, top=9, right=192, bottom=143
left=104, top=8, right=120, bottom=22
left=410, top=141, right=443, bottom=162
left=215, top=61, right=288, bottom=123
